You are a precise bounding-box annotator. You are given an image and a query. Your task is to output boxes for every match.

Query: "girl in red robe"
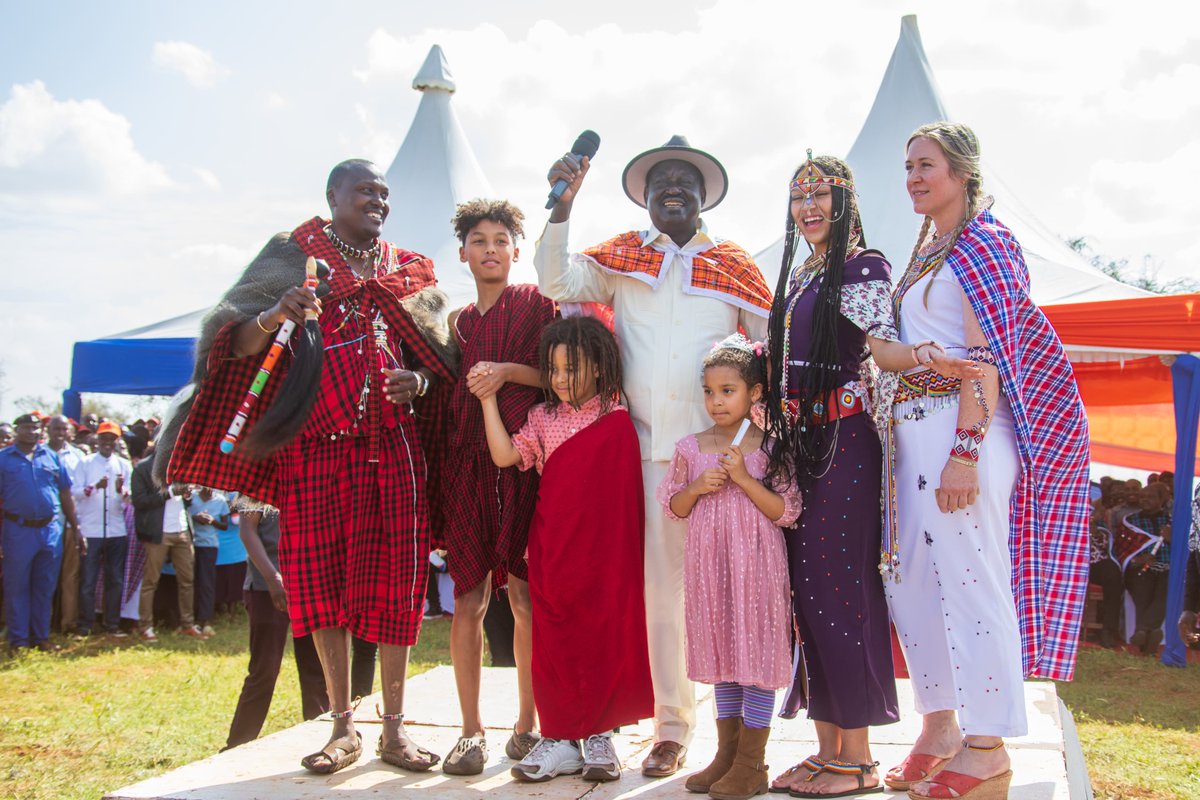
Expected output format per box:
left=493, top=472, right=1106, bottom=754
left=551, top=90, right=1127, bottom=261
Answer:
left=474, top=316, right=653, bottom=784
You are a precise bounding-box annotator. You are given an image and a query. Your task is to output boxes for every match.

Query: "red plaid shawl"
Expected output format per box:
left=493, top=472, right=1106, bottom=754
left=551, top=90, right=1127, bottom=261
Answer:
left=947, top=209, right=1091, bottom=682
left=168, top=218, right=454, bottom=508
left=582, top=231, right=772, bottom=315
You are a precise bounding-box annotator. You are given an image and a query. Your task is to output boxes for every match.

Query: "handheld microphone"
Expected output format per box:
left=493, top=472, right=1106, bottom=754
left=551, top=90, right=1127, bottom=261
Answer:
left=546, top=130, right=600, bottom=209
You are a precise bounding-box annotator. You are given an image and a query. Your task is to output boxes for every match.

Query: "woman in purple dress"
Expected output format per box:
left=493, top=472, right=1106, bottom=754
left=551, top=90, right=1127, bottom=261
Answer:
left=766, top=153, right=971, bottom=797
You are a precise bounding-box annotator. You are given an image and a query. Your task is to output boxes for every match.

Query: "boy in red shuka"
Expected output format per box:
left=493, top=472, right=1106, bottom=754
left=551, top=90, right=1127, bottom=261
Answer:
left=440, top=200, right=557, bottom=776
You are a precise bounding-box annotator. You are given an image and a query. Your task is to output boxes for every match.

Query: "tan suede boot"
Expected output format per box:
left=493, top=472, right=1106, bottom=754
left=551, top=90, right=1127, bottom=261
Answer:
left=708, top=723, right=770, bottom=800
left=685, top=716, right=742, bottom=793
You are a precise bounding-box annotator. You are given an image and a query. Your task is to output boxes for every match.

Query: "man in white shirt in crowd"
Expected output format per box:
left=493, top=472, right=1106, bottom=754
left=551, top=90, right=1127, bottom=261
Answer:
left=72, top=421, right=132, bottom=636
left=131, top=448, right=204, bottom=641
left=46, top=416, right=87, bottom=632
left=535, top=136, right=771, bottom=778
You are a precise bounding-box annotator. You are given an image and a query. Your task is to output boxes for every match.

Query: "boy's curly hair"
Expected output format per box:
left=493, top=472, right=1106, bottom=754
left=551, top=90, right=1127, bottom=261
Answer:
left=451, top=198, right=526, bottom=243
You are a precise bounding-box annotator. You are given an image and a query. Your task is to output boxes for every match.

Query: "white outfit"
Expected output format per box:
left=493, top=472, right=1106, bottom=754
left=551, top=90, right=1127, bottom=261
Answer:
left=535, top=220, right=768, bottom=745
left=72, top=453, right=132, bottom=539
left=884, top=265, right=1028, bottom=738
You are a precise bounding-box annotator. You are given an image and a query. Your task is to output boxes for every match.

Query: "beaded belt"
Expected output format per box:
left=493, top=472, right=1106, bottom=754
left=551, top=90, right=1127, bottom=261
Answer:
left=782, top=382, right=866, bottom=425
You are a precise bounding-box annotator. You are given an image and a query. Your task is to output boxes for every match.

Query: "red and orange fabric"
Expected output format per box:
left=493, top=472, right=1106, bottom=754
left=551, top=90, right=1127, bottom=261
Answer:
left=583, top=231, right=772, bottom=314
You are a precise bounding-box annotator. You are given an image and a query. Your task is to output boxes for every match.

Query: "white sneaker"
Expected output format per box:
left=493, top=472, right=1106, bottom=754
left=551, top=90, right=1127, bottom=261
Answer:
left=581, top=732, right=621, bottom=781
left=509, top=737, right=583, bottom=782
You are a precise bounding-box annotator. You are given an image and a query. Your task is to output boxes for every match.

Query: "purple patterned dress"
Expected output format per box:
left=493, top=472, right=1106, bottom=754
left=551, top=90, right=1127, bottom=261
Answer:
left=777, top=251, right=899, bottom=728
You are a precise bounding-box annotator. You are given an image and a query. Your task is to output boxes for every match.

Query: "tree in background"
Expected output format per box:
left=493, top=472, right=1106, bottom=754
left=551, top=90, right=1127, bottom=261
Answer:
left=1067, top=237, right=1200, bottom=295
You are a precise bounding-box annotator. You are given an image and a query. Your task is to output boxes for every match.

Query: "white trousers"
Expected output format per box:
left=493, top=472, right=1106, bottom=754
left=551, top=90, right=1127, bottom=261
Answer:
left=643, top=459, right=696, bottom=745
left=885, top=405, right=1028, bottom=738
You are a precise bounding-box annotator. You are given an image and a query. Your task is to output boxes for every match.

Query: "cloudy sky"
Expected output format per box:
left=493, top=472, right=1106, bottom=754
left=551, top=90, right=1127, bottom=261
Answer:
left=0, top=0, right=1194, bottom=418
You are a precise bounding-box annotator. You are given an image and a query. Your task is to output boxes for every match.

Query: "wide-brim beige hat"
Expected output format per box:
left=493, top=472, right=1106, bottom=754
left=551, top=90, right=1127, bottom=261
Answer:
left=622, top=134, right=728, bottom=212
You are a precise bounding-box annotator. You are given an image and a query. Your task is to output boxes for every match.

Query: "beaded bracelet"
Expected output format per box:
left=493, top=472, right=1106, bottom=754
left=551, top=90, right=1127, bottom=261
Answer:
left=966, top=345, right=996, bottom=365
left=950, top=425, right=985, bottom=462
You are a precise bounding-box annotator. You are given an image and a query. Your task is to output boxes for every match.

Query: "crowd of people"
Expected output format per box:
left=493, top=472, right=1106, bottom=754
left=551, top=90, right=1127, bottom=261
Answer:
left=1087, top=471, right=1200, bottom=655
left=0, top=118, right=1192, bottom=800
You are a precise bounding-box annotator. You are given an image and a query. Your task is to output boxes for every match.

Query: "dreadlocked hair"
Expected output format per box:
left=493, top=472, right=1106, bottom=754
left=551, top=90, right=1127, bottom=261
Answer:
left=537, top=316, right=622, bottom=414
left=452, top=198, right=526, bottom=243
left=764, top=155, right=863, bottom=486
left=904, top=122, right=986, bottom=307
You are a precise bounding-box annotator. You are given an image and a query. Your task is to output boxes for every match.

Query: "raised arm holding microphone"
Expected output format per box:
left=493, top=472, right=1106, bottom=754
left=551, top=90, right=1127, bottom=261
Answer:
left=534, top=135, right=772, bottom=779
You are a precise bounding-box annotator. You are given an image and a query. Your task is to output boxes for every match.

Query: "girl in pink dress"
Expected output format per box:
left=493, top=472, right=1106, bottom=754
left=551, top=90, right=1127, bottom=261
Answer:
left=658, top=334, right=801, bottom=800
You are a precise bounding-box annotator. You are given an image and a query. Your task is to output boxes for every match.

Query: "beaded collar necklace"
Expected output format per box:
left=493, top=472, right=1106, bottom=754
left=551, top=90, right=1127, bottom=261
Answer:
left=325, top=225, right=381, bottom=261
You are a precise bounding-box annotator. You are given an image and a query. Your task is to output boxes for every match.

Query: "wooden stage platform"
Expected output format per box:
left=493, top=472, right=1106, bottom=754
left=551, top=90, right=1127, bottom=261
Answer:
left=106, top=666, right=1091, bottom=799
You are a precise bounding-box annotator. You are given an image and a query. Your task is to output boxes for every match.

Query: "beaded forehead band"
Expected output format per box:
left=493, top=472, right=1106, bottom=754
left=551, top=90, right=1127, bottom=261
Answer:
left=790, top=149, right=855, bottom=194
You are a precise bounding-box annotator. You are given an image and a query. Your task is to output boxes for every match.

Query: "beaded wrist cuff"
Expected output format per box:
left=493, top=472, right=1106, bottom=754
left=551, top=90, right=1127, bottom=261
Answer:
left=950, top=426, right=984, bottom=462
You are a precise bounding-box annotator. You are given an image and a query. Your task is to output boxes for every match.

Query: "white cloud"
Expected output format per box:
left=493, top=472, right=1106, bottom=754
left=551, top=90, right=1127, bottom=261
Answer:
left=193, top=167, right=220, bottom=190
left=152, top=41, right=230, bottom=89
left=0, top=80, right=172, bottom=200
left=265, top=92, right=287, bottom=109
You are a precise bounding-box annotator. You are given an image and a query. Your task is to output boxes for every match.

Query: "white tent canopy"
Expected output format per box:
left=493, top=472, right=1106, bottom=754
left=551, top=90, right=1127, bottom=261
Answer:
left=380, top=45, right=536, bottom=308
left=754, top=15, right=1147, bottom=311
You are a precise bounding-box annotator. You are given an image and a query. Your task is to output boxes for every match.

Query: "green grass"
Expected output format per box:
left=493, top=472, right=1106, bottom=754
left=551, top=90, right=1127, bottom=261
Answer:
left=1056, top=647, right=1200, bottom=799
left=0, top=610, right=451, bottom=800
left=0, top=620, right=1196, bottom=800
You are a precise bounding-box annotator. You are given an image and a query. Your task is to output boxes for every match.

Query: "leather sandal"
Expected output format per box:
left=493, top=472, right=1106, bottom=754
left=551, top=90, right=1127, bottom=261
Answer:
left=906, top=769, right=1013, bottom=800
left=770, top=756, right=827, bottom=793
left=300, top=731, right=363, bottom=774
left=377, top=711, right=440, bottom=772
left=885, top=752, right=955, bottom=791
left=790, top=760, right=882, bottom=798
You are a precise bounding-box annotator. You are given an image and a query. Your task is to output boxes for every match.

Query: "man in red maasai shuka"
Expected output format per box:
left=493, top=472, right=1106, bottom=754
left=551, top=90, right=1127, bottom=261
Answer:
left=164, top=160, right=456, bottom=775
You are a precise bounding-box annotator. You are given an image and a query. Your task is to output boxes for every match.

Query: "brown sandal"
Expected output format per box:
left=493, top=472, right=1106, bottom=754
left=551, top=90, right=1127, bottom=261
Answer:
left=300, top=731, right=363, bottom=774
left=377, top=712, right=440, bottom=772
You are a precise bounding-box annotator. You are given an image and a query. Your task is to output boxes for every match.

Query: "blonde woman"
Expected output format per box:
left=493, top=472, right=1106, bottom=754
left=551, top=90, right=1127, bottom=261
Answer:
left=883, top=122, right=1089, bottom=800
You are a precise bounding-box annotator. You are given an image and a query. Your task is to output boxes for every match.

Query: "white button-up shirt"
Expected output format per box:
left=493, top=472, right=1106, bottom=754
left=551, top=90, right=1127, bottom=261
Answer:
left=534, top=220, right=769, bottom=462
left=72, top=452, right=132, bottom=538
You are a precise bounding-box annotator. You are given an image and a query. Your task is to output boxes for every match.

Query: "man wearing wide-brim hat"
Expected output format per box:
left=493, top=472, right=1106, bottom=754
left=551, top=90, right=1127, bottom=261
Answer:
left=535, top=136, right=771, bottom=779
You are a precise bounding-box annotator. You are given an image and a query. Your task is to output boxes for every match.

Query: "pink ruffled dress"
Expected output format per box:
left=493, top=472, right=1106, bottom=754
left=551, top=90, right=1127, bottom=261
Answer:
left=658, top=435, right=801, bottom=690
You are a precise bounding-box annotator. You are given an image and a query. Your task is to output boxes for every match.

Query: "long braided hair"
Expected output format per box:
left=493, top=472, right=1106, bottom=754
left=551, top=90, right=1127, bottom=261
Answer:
left=764, top=156, right=864, bottom=485
left=902, top=122, right=986, bottom=307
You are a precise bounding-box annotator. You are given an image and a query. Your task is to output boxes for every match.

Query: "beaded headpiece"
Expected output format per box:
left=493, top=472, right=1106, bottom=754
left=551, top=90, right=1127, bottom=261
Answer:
left=790, top=149, right=856, bottom=195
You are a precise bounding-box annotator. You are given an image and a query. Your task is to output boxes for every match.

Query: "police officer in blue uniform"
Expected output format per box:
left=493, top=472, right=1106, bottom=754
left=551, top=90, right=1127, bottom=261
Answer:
left=0, top=413, right=82, bottom=651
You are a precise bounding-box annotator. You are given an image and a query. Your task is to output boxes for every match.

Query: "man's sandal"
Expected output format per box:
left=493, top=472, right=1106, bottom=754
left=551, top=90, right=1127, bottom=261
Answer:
left=377, top=711, right=441, bottom=772
left=789, top=761, right=883, bottom=798
left=770, top=756, right=827, bottom=793
left=906, top=769, right=1013, bottom=800
left=884, top=752, right=955, bottom=791
left=300, top=709, right=362, bottom=775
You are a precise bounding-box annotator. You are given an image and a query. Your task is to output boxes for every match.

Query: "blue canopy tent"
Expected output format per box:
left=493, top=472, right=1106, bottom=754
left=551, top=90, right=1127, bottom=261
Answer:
left=62, top=309, right=205, bottom=420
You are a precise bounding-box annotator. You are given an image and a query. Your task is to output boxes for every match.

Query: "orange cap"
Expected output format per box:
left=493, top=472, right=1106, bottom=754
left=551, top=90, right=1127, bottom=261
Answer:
left=97, top=421, right=123, bottom=437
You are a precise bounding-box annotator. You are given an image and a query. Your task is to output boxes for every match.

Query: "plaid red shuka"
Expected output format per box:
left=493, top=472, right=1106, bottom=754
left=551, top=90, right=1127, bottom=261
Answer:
left=168, top=217, right=454, bottom=508
left=443, top=284, right=557, bottom=595
left=582, top=231, right=772, bottom=315
left=947, top=209, right=1091, bottom=682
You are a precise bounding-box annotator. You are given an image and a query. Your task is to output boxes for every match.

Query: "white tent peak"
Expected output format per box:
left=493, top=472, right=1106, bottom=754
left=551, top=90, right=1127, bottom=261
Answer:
left=381, top=45, right=535, bottom=307
left=756, top=15, right=1146, bottom=307
left=413, top=44, right=456, bottom=93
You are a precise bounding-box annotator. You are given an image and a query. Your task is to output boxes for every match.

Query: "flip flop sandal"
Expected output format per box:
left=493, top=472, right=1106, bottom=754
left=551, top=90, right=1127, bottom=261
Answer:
left=300, top=731, right=363, bottom=775
left=790, top=761, right=883, bottom=799
left=885, top=752, right=955, bottom=791
left=770, top=756, right=827, bottom=793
